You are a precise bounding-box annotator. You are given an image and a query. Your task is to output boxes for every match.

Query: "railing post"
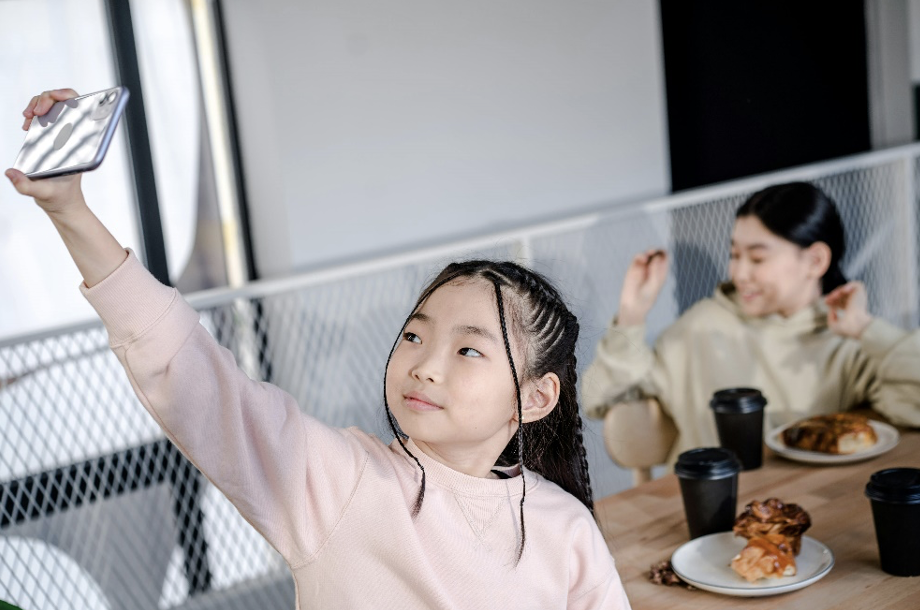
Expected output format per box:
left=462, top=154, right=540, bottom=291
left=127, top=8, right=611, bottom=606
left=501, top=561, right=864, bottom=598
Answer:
left=899, top=154, right=920, bottom=326
left=513, top=236, right=534, bottom=267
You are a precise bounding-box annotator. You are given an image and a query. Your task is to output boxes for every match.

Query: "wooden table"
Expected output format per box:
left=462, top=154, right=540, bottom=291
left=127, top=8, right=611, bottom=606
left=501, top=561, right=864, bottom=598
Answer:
left=595, top=429, right=920, bottom=609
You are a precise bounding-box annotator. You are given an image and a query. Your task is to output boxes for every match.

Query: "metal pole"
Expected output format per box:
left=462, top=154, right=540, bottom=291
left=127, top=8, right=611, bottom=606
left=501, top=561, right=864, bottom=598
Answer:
left=103, top=0, right=171, bottom=286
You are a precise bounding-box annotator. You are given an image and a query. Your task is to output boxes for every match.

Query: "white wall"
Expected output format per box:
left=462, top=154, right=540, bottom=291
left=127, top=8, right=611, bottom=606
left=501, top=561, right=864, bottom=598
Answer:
left=909, top=0, right=920, bottom=82
left=220, top=0, right=670, bottom=276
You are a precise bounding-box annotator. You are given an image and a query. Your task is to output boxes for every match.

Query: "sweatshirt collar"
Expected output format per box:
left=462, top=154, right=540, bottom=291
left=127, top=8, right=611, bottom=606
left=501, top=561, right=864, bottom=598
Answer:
left=392, top=438, right=530, bottom=497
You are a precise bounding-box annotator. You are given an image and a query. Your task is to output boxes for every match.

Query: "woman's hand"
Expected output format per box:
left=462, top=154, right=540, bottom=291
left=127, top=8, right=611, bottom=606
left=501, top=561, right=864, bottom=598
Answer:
left=825, top=281, right=873, bottom=338
left=617, top=249, right=669, bottom=326
left=6, top=89, right=84, bottom=214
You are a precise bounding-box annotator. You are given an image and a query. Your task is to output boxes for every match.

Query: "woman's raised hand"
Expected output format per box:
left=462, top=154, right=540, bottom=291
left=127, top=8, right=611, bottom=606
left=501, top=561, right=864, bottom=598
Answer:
left=617, top=249, right=669, bottom=326
left=6, top=89, right=84, bottom=214
left=825, top=281, right=873, bottom=338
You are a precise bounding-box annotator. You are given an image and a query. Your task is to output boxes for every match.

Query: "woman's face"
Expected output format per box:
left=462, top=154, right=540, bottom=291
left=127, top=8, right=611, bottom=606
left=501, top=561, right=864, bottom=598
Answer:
left=729, top=215, right=825, bottom=317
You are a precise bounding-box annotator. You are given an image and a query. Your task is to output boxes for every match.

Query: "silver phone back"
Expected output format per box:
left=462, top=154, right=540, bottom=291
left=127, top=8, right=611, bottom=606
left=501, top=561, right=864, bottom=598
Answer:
left=12, top=86, right=130, bottom=179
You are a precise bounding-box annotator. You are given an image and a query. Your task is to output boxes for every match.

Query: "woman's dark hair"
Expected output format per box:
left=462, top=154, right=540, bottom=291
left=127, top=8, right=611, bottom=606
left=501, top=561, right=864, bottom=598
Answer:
left=382, top=260, right=593, bottom=564
left=736, top=181, right=847, bottom=294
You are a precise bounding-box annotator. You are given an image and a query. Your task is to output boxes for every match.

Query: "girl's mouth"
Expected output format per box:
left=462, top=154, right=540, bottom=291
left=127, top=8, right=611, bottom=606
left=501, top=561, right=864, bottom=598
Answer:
left=404, top=392, right=443, bottom=412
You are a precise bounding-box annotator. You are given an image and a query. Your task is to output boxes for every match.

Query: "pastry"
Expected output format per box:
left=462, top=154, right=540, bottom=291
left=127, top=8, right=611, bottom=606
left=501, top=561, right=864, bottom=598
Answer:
left=730, top=498, right=811, bottom=582
left=731, top=533, right=797, bottom=582
left=781, top=413, right=877, bottom=454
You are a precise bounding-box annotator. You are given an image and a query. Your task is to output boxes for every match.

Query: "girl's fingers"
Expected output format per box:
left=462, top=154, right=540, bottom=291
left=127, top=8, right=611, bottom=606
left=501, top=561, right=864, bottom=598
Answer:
left=32, top=89, right=79, bottom=117
left=34, top=92, right=57, bottom=116
left=22, top=95, right=39, bottom=118
left=20, top=89, right=79, bottom=131
left=43, top=88, right=78, bottom=108
left=21, top=95, right=40, bottom=130
left=49, top=88, right=78, bottom=99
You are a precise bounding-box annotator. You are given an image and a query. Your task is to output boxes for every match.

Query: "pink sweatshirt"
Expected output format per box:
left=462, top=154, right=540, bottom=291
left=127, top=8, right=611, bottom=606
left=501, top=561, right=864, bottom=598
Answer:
left=82, top=252, right=631, bottom=610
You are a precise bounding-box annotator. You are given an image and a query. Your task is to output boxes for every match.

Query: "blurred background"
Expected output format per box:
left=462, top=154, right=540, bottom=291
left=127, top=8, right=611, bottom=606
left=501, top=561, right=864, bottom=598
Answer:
left=2, top=1, right=920, bottom=608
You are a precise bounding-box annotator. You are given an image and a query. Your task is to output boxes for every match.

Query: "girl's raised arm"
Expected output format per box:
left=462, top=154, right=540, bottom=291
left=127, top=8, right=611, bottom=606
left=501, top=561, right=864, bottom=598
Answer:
left=7, top=89, right=368, bottom=567
left=6, top=89, right=127, bottom=287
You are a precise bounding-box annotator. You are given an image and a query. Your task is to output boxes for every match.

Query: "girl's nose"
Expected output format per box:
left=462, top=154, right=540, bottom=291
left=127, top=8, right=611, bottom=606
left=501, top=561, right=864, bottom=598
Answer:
left=410, top=352, right=443, bottom=384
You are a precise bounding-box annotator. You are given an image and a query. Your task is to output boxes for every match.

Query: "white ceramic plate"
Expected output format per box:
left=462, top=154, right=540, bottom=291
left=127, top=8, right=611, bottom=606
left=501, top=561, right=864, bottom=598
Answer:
left=670, top=532, right=834, bottom=597
left=765, top=420, right=899, bottom=465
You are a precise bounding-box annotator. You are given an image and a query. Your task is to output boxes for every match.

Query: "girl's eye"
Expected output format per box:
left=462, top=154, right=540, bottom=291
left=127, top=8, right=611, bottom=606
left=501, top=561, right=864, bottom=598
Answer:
left=750, top=258, right=765, bottom=265
left=729, top=252, right=740, bottom=260
left=403, top=332, right=421, bottom=344
left=459, top=347, right=483, bottom=358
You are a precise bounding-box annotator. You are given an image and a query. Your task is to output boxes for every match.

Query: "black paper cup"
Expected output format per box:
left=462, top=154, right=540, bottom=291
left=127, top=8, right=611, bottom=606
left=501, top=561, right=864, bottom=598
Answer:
left=865, top=467, right=920, bottom=576
left=710, top=388, right=767, bottom=470
left=675, top=447, right=742, bottom=539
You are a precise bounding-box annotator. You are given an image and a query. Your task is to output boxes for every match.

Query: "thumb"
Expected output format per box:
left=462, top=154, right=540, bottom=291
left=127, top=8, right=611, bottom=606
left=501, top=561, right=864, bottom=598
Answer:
left=5, top=168, right=31, bottom=195
left=5, top=168, right=46, bottom=200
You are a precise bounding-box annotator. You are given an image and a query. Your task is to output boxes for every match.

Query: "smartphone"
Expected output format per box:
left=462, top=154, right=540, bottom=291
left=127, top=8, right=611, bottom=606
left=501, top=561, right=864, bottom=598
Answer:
left=12, top=86, right=130, bottom=180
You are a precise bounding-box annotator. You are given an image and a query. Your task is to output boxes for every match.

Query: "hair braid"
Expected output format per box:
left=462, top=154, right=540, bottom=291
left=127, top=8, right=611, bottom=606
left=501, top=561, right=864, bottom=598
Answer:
left=565, top=354, right=595, bottom=517
left=489, top=276, right=528, bottom=564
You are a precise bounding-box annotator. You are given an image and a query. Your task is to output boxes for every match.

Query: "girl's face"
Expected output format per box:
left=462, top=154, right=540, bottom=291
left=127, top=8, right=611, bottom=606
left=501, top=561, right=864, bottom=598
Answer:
left=729, top=215, right=826, bottom=317
left=385, top=279, right=524, bottom=471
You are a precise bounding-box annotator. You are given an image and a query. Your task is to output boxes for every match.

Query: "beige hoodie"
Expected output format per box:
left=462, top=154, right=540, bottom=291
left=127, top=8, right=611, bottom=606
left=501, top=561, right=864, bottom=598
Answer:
left=581, top=283, right=920, bottom=464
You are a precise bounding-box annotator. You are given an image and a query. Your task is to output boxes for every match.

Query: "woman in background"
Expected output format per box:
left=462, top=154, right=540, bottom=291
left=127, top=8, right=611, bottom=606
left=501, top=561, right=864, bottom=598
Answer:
left=582, top=181, right=920, bottom=464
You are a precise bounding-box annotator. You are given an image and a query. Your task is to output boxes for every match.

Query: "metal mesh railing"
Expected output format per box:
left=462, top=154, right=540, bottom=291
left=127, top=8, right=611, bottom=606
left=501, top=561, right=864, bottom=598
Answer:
left=3, top=144, right=920, bottom=609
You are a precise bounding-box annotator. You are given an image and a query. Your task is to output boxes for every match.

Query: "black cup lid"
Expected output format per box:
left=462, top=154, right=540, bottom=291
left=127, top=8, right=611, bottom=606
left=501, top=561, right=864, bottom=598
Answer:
left=865, top=468, right=920, bottom=504
left=674, top=447, right=742, bottom=480
left=710, top=387, right=768, bottom=414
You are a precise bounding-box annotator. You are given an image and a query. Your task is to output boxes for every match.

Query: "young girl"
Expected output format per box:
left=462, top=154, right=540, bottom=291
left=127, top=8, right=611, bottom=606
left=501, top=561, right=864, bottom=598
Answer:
left=8, top=90, right=631, bottom=610
left=582, top=181, right=920, bottom=464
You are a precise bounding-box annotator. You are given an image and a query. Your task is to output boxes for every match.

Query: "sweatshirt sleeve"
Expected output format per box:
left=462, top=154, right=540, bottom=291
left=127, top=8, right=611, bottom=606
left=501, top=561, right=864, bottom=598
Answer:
left=851, top=318, right=920, bottom=427
left=567, top=519, right=632, bottom=610
left=81, top=251, right=367, bottom=566
left=580, top=318, right=660, bottom=420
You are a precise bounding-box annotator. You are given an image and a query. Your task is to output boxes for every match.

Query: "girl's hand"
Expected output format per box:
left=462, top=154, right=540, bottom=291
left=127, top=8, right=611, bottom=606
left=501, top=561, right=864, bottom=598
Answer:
left=6, top=88, right=126, bottom=287
left=6, top=89, right=84, bottom=215
left=617, top=249, right=668, bottom=326
left=825, top=281, right=873, bottom=338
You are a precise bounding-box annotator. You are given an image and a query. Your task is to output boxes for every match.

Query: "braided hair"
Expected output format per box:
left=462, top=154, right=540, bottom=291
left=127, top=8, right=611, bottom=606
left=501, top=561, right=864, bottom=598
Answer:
left=382, top=260, right=594, bottom=564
